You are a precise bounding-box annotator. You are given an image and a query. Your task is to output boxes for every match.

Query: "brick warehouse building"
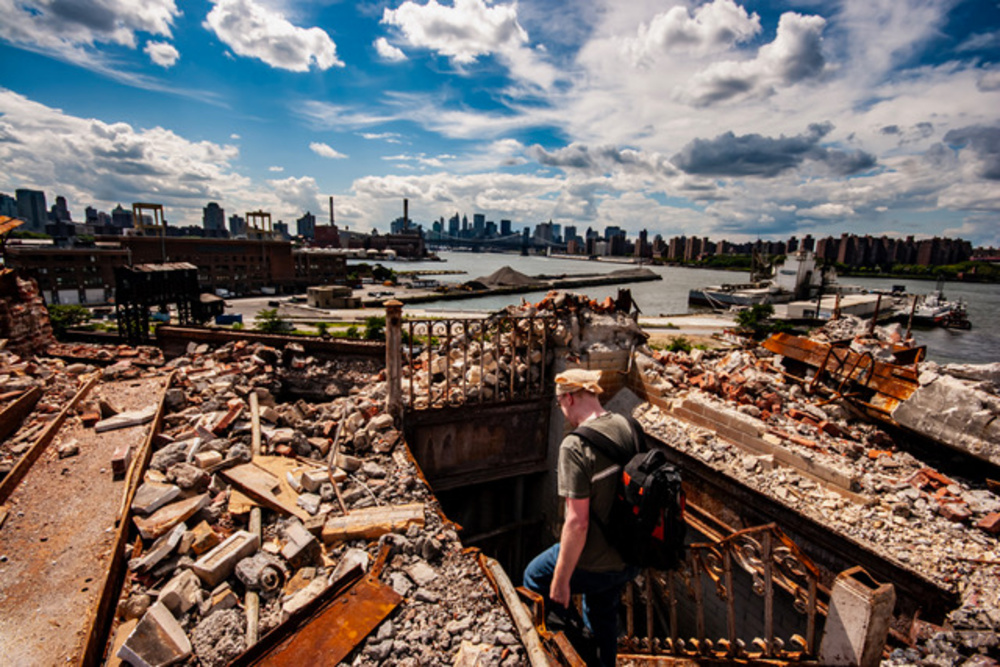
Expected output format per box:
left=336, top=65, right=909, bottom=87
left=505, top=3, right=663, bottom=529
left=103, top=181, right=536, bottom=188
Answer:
left=6, top=236, right=346, bottom=305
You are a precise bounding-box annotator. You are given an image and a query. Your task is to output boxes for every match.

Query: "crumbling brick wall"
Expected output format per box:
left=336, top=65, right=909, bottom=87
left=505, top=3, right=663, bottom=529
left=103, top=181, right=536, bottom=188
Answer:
left=0, top=269, right=54, bottom=356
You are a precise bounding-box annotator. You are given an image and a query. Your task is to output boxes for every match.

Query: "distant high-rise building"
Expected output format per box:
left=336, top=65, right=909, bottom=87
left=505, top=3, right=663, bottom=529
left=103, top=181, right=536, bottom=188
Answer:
left=485, top=221, right=497, bottom=237
left=472, top=213, right=485, bottom=238
left=563, top=225, right=577, bottom=244
left=274, top=220, right=290, bottom=240
left=50, top=195, right=72, bottom=223
left=500, top=219, right=511, bottom=236
left=0, top=192, right=16, bottom=218
left=297, top=211, right=316, bottom=239
left=111, top=204, right=134, bottom=229
left=16, top=188, right=47, bottom=233
left=229, top=214, right=247, bottom=237
left=448, top=213, right=460, bottom=237
left=203, top=202, right=226, bottom=232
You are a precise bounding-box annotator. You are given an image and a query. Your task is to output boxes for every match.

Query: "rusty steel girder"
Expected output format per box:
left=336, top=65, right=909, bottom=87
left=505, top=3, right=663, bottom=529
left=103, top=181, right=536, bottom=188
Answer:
left=762, top=332, right=919, bottom=417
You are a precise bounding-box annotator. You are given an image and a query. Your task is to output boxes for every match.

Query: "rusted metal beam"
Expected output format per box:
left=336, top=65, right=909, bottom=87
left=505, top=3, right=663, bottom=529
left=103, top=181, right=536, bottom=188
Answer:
left=762, top=333, right=918, bottom=404
left=80, top=373, right=173, bottom=667
left=0, top=386, right=42, bottom=442
left=245, top=573, right=400, bottom=666
left=0, top=375, right=98, bottom=504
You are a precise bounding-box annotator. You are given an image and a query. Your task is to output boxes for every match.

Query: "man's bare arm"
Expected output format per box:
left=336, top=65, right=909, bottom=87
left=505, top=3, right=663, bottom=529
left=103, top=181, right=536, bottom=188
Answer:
left=550, top=496, right=589, bottom=607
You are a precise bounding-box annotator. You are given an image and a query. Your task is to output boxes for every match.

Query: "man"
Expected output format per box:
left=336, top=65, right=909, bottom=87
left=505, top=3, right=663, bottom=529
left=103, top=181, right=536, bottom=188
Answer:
left=523, top=368, right=641, bottom=667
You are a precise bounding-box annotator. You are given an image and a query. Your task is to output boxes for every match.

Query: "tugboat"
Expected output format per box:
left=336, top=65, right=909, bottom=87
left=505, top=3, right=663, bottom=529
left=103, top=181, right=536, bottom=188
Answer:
left=909, top=278, right=971, bottom=329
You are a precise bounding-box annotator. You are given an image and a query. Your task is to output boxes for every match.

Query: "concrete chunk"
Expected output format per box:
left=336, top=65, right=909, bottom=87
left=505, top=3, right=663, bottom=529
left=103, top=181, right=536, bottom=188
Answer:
left=134, top=494, right=210, bottom=540
left=96, top=405, right=157, bottom=433
left=159, top=569, right=202, bottom=615
left=132, top=482, right=182, bottom=516
left=130, top=522, right=186, bottom=574
left=281, top=520, right=321, bottom=568
left=117, top=602, right=192, bottom=667
left=299, top=468, right=329, bottom=493
left=191, top=530, right=260, bottom=587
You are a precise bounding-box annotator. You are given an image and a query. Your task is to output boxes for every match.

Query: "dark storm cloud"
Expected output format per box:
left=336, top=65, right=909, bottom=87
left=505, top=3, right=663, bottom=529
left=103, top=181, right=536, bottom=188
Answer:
left=528, top=143, right=676, bottom=176
left=943, top=125, right=1000, bottom=180
left=671, top=123, right=876, bottom=177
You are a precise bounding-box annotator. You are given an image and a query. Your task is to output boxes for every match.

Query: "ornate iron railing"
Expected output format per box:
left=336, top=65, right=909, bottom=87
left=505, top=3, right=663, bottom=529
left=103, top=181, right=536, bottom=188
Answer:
left=399, top=314, right=557, bottom=409
left=621, top=523, right=822, bottom=662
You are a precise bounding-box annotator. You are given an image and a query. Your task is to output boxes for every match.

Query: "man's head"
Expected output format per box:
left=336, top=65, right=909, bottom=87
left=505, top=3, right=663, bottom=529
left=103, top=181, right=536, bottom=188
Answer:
left=555, top=368, right=604, bottom=426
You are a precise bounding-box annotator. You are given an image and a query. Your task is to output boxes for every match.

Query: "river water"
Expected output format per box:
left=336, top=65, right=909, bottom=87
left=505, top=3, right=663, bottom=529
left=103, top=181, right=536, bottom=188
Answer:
left=365, top=251, right=999, bottom=366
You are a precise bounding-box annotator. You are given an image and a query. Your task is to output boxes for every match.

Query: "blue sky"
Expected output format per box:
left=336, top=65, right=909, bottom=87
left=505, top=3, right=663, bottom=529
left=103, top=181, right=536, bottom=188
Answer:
left=1, top=0, right=999, bottom=246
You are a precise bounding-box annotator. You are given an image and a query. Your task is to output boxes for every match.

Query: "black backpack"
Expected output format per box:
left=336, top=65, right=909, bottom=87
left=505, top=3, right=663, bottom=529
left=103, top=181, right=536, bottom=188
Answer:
left=574, top=416, right=687, bottom=570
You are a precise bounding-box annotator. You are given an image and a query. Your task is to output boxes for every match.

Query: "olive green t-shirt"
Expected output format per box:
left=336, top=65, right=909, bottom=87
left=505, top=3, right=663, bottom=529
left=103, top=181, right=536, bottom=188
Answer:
left=557, top=412, right=637, bottom=572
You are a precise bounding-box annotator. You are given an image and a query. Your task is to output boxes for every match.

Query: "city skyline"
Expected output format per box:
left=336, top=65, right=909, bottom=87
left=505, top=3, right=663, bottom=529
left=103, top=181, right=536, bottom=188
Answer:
left=1, top=0, right=999, bottom=246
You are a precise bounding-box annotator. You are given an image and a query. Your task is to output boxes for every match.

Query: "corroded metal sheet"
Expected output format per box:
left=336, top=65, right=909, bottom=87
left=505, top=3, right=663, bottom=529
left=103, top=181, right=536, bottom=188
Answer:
left=253, top=574, right=401, bottom=666
left=763, top=333, right=918, bottom=406
left=405, top=399, right=550, bottom=490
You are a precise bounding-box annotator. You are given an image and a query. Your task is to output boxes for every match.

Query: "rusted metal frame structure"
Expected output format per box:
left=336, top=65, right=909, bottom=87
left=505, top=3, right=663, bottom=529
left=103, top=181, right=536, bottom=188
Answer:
left=115, top=263, right=201, bottom=345
left=619, top=523, right=821, bottom=663
left=764, top=332, right=920, bottom=420
left=399, top=312, right=555, bottom=409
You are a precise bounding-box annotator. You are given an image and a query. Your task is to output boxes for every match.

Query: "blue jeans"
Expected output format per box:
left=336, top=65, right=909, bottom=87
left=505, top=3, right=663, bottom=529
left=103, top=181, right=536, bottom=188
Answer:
left=523, top=544, right=639, bottom=667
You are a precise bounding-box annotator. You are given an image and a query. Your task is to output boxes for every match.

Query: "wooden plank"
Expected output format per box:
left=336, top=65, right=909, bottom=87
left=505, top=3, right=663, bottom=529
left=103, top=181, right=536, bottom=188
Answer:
left=222, top=458, right=309, bottom=521
left=0, top=386, right=42, bottom=442
left=479, top=555, right=552, bottom=667
left=321, top=503, right=425, bottom=544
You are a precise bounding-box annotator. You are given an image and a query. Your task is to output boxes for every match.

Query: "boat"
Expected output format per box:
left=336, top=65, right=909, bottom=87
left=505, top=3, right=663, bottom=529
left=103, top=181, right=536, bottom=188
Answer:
left=689, top=250, right=847, bottom=309
left=908, top=279, right=971, bottom=329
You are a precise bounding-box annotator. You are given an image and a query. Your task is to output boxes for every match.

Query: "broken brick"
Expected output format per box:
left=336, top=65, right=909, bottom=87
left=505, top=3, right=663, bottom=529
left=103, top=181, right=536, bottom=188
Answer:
left=976, top=512, right=1000, bottom=534
left=112, top=444, right=132, bottom=478
left=211, top=399, right=244, bottom=435
left=938, top=502, right=972, bottom=522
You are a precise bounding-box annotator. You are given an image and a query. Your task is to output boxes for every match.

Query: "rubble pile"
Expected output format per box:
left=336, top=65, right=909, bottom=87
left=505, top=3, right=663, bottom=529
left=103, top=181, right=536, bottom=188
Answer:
left=45, top=341, right=164, bottom=368
left=0, top=347, right=88, bottom=476
left=112, top=340, right=525, bottom=666
left=630, top=323, right=1000, bottom=664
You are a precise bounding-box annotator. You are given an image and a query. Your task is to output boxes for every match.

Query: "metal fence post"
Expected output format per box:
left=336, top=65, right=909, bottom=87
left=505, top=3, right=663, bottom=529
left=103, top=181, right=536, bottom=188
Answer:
left=385, top=299, right=403, bottom=424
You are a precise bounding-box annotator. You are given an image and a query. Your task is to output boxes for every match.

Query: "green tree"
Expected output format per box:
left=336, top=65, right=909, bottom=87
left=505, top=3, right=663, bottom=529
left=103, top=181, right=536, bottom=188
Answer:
left=255, top=308, right=289, bottom=333
left=734, top=303, right=791, bottom=338
left=363, top=316, right=386, bottom=340
left=47, top=304, right=91, bottom=337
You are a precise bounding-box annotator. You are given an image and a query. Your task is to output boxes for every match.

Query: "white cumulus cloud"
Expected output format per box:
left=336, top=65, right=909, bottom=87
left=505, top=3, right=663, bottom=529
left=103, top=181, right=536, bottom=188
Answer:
left=204, top=0, right=343, bottom=72
left=625, top=0, right=761, bottom=64
left=382, top=0, right=556, bottom=88
left=310, top=142, right=348, bottom=159
left=0, top=87, right=251, bottom=224
left=685, top=12, right=827, bottom=106
left=144, top=41, right=179, bottom=67
left=374, top=37, right=407, bottom=62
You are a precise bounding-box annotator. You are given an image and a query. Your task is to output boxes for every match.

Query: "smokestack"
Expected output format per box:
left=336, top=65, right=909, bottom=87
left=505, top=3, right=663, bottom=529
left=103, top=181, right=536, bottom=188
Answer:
left=403, top=198, right=409, bottom=230
left=329, top=196, right=335, bottom=227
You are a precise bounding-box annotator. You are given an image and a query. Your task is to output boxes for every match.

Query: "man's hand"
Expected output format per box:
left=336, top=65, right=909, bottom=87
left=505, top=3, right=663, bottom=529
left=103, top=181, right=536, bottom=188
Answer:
left=550, top=497, right=589, bottom=607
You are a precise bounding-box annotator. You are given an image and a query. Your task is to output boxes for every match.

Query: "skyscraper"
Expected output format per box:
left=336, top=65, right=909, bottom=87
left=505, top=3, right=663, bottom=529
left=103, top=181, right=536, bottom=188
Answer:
left=203, top=202, right=226, bottom=232
left=16, top=188, right=47, bottom=233
left=297, top=211, right=316, bottom=239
